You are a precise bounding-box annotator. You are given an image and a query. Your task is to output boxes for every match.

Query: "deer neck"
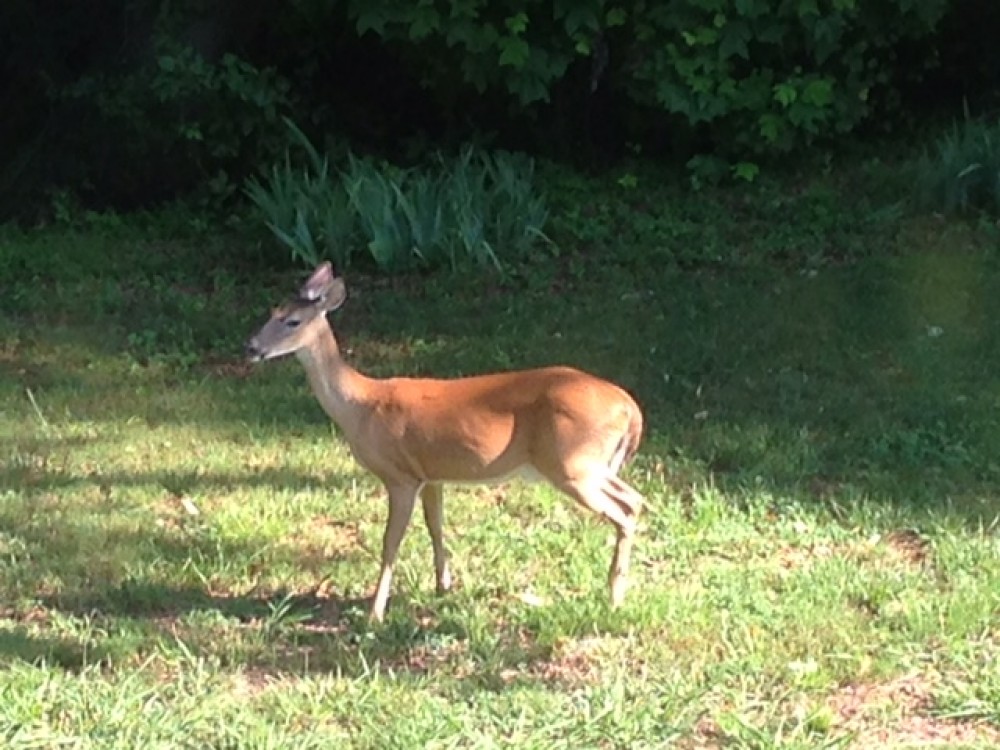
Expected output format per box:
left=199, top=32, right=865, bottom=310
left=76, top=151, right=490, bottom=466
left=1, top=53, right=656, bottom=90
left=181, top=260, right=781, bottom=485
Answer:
left=295, top=322, right=373, bottom=431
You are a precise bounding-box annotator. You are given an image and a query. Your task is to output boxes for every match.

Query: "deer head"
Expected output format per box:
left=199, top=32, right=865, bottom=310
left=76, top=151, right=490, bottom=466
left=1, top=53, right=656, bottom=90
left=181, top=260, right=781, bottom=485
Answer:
left=245, top=262, right=347, bottom=362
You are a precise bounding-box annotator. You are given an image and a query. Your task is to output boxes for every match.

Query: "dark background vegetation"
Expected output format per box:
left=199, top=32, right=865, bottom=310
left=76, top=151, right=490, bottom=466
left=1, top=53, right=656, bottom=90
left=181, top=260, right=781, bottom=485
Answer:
left=2, top=0, right=998, bottom=223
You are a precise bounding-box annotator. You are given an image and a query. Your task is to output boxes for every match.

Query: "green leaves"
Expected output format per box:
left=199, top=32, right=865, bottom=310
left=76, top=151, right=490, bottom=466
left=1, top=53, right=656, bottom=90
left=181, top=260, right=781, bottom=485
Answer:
left=354, top=9, right=387, bottom=36
left=409, top=8, right=441, bottom=40
left=758, top=113, right=783, bottom=144
left=774, top=82, right=798, bottom=108
left=732, top=161, right=760, bottom=182
left=802, top=79, right=834, bottom=107
left=498, top=37, right=530, bottom=68
left=718, top=20, right=751, bottom=60
left=621, top=0, right=950, bottom=161
left=561, top=6, right=600, bottom=36
left=606, top=7, right=628, bottom=27
left=343, top=0, right=607, bottom=106
left=343, top=0, right=951, bottom=162
left=504, top=12, right=528, bottom=34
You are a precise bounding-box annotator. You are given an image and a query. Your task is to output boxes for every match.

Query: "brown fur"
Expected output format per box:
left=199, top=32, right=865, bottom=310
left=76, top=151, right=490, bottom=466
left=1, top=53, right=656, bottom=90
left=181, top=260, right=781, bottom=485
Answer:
left=246, top=263, right=646, bottom=621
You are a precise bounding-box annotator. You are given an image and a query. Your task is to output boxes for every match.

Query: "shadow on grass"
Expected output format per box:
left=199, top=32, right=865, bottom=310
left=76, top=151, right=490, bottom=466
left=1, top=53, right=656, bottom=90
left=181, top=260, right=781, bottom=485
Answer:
left=0, top=627, right=111, bottom=671
left=0, top=526, right=432, bottom=678
left=7, top=249, right=1000, bottom=529
left=0, top=461, right=369, bottom=499
left=23, top=582, right=557, bottom=679
left=335, top=260, right=1000, bottom=525
left=40, top=581, right=371, bottom=624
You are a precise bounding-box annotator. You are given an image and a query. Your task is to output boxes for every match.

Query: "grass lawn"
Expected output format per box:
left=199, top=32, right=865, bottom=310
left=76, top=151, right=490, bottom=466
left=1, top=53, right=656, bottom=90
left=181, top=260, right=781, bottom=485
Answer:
left=2, top=164, right=1000, bottom=748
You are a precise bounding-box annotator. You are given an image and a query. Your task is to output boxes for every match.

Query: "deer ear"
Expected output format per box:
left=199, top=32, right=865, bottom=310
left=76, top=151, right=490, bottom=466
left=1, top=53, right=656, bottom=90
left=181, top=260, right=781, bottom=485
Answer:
left=299, top=262, right=334, bottom=302
left=321, top=277, right=347, bottom=312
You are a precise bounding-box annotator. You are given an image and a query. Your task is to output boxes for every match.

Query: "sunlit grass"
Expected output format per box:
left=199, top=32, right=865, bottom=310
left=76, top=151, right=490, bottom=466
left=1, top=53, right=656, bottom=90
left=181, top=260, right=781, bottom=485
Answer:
left=2, top=168, right=1000, bottom=747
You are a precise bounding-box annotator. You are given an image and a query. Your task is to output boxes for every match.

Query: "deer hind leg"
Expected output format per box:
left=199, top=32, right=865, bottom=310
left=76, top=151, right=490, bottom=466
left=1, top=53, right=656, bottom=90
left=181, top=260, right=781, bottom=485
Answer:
left=601, top=471, right=644, bottom=606
left=608, top=522, right=635, bottom=607
left=554, top=470, right=644, bottom=608
left=604, top=473, right=644, bottom=517
left=370, top=483, right=419, bottom=622
left=419, top=483, right=452, bottom=594
left=608, top=437, right=630, bottom=475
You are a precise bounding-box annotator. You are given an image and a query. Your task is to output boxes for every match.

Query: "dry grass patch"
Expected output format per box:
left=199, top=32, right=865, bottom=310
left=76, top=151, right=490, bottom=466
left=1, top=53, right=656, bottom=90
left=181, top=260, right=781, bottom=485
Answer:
left=202, top=359, right=255, bottom=380
left=774, top=527, right=933, bottom=576
left=830, top=672, right=1000, bottom=749
left=527, top=636, right=608, bottom=686
left=225, top=667, right=281, bottom=698
left=881, top=528, right=932, bottom=566
left=499, top=635, right=647, bottom=688
left=283, top=516, right=366, bottom=574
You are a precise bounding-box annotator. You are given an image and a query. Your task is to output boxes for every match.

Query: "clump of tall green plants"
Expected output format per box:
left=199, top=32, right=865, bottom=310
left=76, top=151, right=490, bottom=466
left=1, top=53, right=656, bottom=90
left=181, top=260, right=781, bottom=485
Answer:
left=915, top=115, right=1000, bottom=216
left=245, top=120, right=549, bottom=273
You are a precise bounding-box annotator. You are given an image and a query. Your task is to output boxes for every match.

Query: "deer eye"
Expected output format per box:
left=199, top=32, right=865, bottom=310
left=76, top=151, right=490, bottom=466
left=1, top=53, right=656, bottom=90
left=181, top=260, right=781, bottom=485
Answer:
left=285, top=317, right=302, bottom=328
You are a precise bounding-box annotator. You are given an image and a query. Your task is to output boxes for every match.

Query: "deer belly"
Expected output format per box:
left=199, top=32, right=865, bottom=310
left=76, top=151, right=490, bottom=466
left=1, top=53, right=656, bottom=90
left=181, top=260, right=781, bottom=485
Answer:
left=429, top=462, right=545, bottom=486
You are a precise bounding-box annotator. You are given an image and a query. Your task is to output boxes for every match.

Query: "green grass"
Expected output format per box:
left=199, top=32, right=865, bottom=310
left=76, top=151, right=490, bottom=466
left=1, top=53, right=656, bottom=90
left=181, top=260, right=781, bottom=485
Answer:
left=2, top=164, right=1000, bottom=748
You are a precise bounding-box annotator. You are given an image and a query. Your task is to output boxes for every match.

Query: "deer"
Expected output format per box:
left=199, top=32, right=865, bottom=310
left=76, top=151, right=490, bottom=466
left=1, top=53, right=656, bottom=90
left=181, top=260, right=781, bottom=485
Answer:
left=244, top=262, right=645, bottom=622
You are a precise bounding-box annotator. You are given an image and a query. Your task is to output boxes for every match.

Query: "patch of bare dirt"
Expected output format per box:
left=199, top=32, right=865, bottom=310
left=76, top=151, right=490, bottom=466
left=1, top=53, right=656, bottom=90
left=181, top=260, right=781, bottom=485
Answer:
left=682, top=715, right=724, bottom=750
left=313, top=516, right=362, bottom=546
left=397, top=636, right=471, bottom=676
left=497, top=635, right=644, bottom=688
left=529, top=636, right=606, bottom=685
left=829, top=672, right=999, bottom=749
left=882, top=528, right=931, bottom=566
left=202, top=359, right=254, bottom=379
left=775, top=527, right=933, bottom=576
left=227, top=667, right=279, bottom=698
left=150, top=492, right=205, bottom=535
left=0, top=604, right=52, bottom=625
left=776, top=540, right=846, bottom=572
left=133, top=652, right=280, bottom=697
left=286, top=517, right=365, bottom=577
left=0, top=338, right=21, bottom=364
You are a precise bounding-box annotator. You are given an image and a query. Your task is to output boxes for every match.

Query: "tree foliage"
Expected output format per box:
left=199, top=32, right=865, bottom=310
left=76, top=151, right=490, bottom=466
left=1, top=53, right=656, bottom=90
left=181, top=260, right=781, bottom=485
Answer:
left=344, top=0, right=949, bottom=156
left=0, top=0, right=993, bottom=215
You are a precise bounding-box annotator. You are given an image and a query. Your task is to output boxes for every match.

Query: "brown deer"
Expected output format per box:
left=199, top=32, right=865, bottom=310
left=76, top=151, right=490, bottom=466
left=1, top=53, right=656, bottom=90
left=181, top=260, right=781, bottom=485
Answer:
left=245, top=262, right=645, bottom=621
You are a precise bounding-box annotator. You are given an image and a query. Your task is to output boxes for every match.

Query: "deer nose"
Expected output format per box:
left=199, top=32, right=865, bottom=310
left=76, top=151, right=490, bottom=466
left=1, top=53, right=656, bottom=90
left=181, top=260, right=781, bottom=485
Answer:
left=245, top=339, right=263, bottom=361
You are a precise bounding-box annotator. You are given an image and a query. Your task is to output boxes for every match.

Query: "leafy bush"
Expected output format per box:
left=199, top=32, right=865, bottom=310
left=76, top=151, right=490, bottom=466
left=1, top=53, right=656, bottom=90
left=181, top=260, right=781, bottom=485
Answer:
left=245, top=122, right=549, bottom=274
left=344, top=0, right=950, bottom=161
left=621, top=0, right=949, bottom=157
left=4, top=0, right=987, bottom=213
left=244, top=121, right=357, bottom=270
left=53, top=35, right=292, bottom=207
left=915, top=116, right=1000, bottom=216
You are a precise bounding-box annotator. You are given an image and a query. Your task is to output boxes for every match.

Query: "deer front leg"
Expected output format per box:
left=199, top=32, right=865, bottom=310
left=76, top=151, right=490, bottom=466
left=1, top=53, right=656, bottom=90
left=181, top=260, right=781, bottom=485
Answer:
left=420, top=483, right=452, bottom=594
left=370, top=484, right=418, bottom=622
